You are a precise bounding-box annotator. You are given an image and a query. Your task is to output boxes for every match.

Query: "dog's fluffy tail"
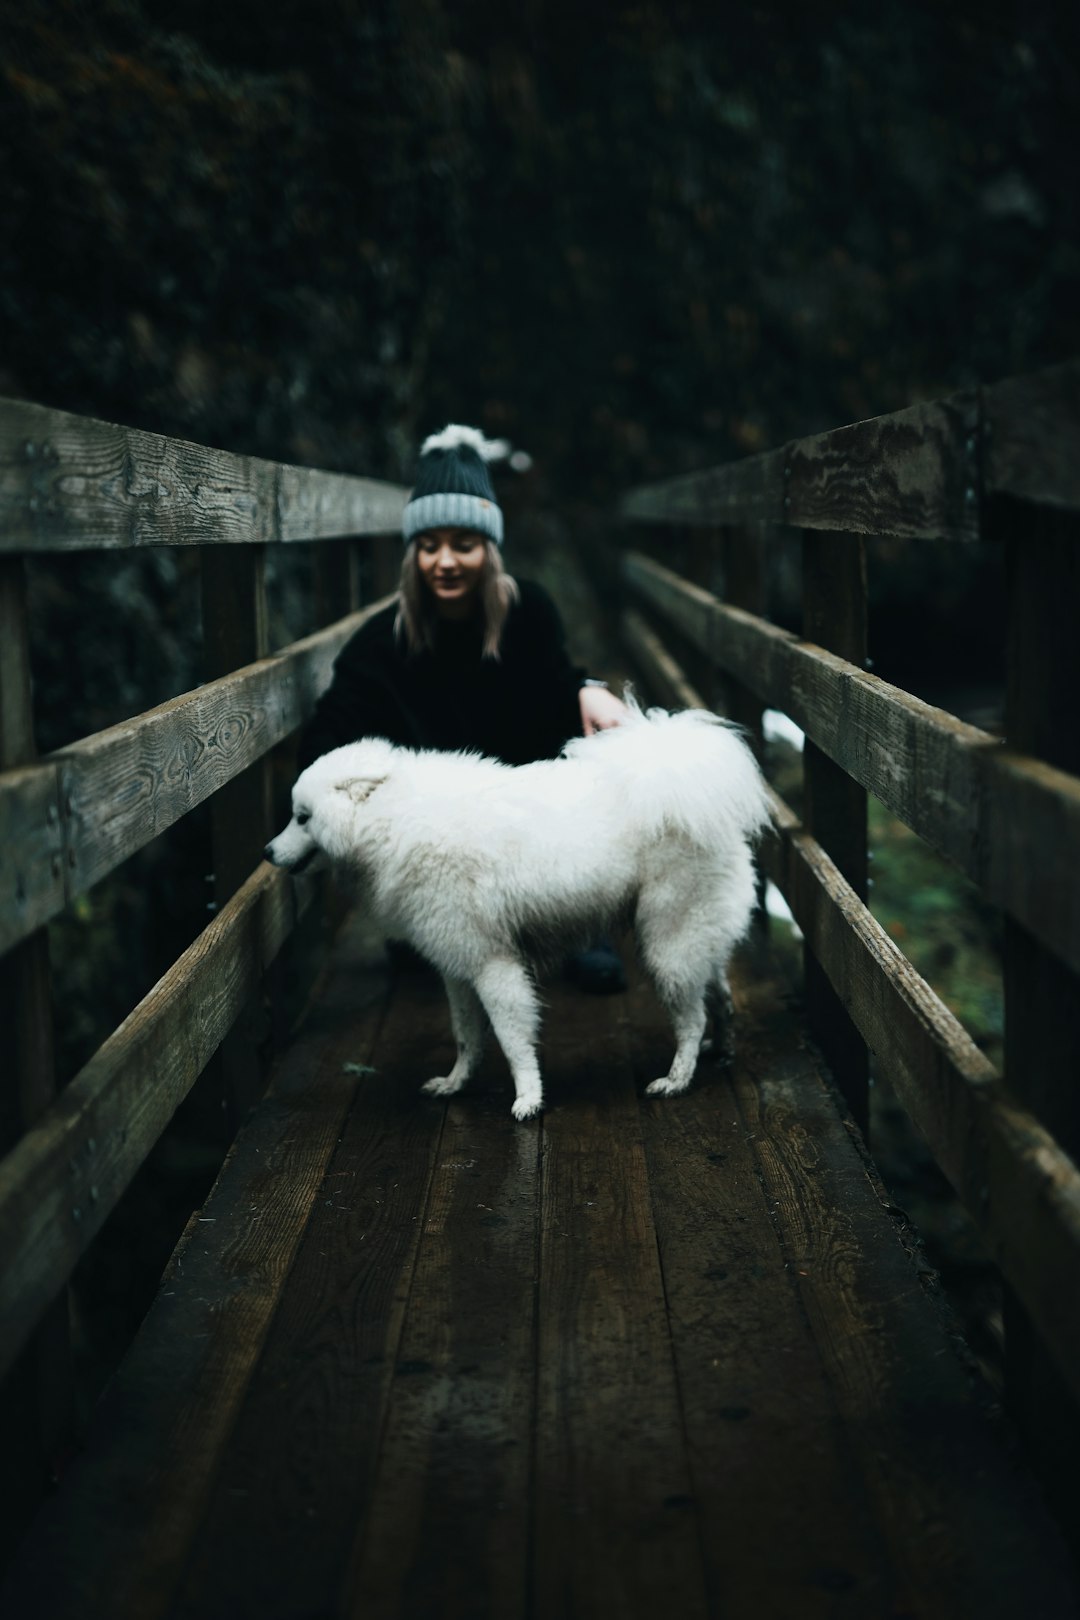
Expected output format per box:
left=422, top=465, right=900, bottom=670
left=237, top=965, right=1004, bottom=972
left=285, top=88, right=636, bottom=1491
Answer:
left=563, top=692, right=772, bottom=848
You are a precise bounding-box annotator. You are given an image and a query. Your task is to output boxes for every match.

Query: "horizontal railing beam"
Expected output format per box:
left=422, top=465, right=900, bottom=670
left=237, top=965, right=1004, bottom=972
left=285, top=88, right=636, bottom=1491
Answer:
left=761, top=788, right=1080, bottom=1412
left=0, top=398, right=409, bottom=552
left=624, top=551, right=1080, bottom=977
left=620, top=360, right=1079, bottom=534
left=0, top=859, right=305, bottom=1386
left=0, top=600, right=390, bottom=958
left=624, top=611, right=1080, bottom=1409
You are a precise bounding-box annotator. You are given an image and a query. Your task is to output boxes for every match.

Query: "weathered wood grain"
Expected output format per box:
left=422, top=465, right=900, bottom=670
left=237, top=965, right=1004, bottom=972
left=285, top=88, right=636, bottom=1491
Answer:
left=170, top=975, right=450, bottom=1620
left=533, top=985, right=708, bottom=1620
left=0, top=397, right=409, bottom=552
left=341, top=1013, right=541, bottom=1620
left=786, top=391, right=979, bottom=540
left=0, top=911, right=391, bottom=1620
left=200, top=544, right=273, bottom=1124
left=801, top=530, right=869, bottom=1133
left=0, top=860, right=301, bottom=1387
left=0, top=555, right=69, bottom=1564
left=984, top=360, right=1080, bottom=509
left=761, top=787, right=1080, bottom=1412
left=629, top=967, right=898, bottom=1616
left=623, top=552, right=1080, bottom=977
left=0, top=599, right=390, bottom=958
left=0, top=765, right=64, bottom=973
left=621, top=394, right=979, bottom=538
left=731, top=973, right=1078, bottom=1617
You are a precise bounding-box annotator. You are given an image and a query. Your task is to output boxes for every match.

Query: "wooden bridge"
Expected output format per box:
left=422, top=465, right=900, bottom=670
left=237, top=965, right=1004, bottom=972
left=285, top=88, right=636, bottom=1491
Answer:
left=1, top=369, right=1078, bottom=1617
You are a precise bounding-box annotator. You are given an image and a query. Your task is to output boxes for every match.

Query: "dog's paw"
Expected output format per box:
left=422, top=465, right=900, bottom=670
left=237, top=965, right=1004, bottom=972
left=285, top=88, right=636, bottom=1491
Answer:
left=645, top=1077, right=691, bottom=1097
left=421, top=1076, right=464, bottom=1097
left=511, top=1094, right=542, bottom=1121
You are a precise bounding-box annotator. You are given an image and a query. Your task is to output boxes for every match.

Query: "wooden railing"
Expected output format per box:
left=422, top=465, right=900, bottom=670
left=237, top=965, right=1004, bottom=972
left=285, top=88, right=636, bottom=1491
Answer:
left=0, top=398, right=408, bottom=1502
left=618, top=360, right=1080, bottom=1497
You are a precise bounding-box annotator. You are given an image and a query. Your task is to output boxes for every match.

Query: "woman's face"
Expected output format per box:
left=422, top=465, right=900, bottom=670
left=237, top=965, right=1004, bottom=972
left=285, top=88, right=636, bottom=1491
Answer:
left=415, top=528, right=488, bottom=613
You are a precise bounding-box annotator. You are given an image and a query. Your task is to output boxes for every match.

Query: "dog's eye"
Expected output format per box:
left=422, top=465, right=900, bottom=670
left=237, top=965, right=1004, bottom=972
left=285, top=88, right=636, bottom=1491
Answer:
left=296, top=811, right=311, bottom=826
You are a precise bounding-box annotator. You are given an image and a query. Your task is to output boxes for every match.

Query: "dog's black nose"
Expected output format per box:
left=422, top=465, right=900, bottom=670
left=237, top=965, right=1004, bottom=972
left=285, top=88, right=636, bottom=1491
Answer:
left=264, top=844, right=275, bottom=863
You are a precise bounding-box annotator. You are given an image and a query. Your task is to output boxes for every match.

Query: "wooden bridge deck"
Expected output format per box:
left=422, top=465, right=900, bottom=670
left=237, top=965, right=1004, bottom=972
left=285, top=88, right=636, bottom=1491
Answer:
left=5, top=913, right=1076, bottom=1620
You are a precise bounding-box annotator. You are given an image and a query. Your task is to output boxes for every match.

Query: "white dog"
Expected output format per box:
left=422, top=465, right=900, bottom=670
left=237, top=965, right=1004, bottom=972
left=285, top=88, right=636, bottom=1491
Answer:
left=266, top=700, right=770, bottom=1119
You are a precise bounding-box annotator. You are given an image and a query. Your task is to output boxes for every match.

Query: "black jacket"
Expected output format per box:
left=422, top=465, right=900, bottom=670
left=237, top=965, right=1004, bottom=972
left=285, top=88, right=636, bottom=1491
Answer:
left=299, top=579, right=586, bottom=769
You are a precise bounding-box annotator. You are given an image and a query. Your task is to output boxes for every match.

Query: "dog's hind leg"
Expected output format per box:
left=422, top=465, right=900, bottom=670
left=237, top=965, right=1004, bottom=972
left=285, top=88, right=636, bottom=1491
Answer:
left=472, top=958, right=544, bottom=1121
left=421, top=977, right=486, bottom=1098
left=645, top=982, right=709, bottom=1096
left=709, top=964, right=737, bottom=1065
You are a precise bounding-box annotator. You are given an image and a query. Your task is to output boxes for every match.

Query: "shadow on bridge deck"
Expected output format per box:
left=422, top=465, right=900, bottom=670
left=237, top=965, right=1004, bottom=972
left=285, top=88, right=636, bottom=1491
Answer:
left=4, top=909, right=1075, bottom=1619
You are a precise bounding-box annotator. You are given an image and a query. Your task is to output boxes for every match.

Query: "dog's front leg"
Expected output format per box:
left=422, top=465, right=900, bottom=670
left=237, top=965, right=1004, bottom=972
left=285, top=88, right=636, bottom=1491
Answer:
left=472, top=958, right=543, bottom=1121
left=421, top=977, right=486, bottom=1098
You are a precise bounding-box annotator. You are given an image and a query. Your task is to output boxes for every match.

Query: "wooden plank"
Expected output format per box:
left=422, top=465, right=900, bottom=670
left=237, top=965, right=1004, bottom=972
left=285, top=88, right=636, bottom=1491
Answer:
left=999, top=500, right=1080, bottom=1520
left=619, top=447, right=786, bottom=528
left=786, top=391, right=978, bottom=541
left=621, top=608, right=706, bottom=711
left=0, top=912, right=391, bottom=1620
left=0, top=860, right=301, bottom=1386
left=201, top=546, right=273, bottom=1125
left=801, top=530, right=869, bottom=1134
left=201, top=544, right=272, bottom=904
left=339, top=1005, right=541, bottom=1620
left=0, top=764, right=65, bottom=964
left=717, top=525, right=765, bottom=741
left=532, top=983, right=707, bottom=1620
left=623, top=552, right=1080, bottom=977
left=0, top=600, right=390, bottom=958
left=985, top=360, right=1080, bottom=509
left=761, top=787, right=1080, bottom=1412
left=621, top=394, right=978, bottom=539
left=730, top=974, right=1078, bottom=1617
left=0, top=555, right=68, bottom=1569
left=168, top=975, right=453, bottom=1620
left=630, top=967, right=898, bottom=1615
left=0, top=396, right=409, bottom=552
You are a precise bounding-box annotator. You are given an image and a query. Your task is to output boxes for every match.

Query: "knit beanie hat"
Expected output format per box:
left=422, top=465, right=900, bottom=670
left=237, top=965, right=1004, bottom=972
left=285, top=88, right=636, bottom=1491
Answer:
left=402, top=425, right=512, bottom=546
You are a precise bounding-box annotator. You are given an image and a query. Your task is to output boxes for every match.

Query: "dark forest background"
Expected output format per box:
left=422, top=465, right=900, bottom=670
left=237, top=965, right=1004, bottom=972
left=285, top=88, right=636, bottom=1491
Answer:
left=6, top=1, right=1077, bottom=495
left=2, top=0, right=1078, bottom=1410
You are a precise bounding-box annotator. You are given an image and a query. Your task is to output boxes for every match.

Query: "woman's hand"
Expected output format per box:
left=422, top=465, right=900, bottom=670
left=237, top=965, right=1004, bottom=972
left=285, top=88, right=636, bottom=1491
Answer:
left=579, top=684, right=630, bottom=736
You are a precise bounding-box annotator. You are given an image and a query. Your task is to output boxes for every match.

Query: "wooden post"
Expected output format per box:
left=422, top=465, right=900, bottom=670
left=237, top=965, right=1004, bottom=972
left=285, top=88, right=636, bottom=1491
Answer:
left=0, top=557, right=71, bottom=1559
left=997, top=497, right=1080, bottom=1521
left=718, top=525, right=765, bottom=746
left=801, top=531, right=870, bottom=1137
left=200, top=547, right=272, bottom=1129
left=314, top=539, right=361, bottom=629
left=366, top=534, right=400, bottom=604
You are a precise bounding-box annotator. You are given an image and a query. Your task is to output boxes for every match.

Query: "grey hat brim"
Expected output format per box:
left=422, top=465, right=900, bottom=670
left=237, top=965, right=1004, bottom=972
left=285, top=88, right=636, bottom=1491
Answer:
left=402, top=492, right=503, bottom=545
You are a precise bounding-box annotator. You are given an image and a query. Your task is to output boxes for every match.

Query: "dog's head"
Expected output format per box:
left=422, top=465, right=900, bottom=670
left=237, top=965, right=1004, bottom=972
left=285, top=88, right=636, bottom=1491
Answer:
left=264, top=739, right=396, bottom=874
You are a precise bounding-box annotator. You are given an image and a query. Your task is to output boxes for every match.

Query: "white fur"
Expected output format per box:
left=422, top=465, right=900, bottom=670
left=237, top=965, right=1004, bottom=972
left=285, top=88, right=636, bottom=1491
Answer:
left=266, top=701, right=770, bottom=1120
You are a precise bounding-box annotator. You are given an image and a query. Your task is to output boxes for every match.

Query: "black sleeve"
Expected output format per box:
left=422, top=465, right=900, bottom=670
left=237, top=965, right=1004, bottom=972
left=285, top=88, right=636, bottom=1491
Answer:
left=297, top=619, right=421, bottom=769
left=514, top=581, right=588, bottom=755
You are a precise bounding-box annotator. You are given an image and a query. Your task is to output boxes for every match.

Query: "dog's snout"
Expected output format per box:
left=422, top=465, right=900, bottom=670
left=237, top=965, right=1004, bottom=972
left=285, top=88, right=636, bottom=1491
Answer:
left=264, top=843, right=276, bottom=864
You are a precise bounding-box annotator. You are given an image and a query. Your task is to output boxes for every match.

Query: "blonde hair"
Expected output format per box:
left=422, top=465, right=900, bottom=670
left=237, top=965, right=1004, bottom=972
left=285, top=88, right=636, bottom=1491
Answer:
left=394, top=538, right=520, bottom=659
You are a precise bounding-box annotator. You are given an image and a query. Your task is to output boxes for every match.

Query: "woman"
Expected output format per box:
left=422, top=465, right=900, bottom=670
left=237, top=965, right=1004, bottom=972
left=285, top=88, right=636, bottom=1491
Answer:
left=300, top=423, right=629, bottom=990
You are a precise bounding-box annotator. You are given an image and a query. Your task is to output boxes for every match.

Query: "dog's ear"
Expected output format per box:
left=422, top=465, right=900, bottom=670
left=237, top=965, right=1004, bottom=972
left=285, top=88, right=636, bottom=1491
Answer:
left=334, top=775, right=388, bottom=806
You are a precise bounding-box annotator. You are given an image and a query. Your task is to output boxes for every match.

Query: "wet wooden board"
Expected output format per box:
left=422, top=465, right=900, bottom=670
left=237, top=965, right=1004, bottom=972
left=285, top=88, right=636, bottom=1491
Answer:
left=4, top=929, right=1076, bottom=1619
left=531, top=983, right=708, bottom=1620
left=0, top=913, right=390, bottom=1620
